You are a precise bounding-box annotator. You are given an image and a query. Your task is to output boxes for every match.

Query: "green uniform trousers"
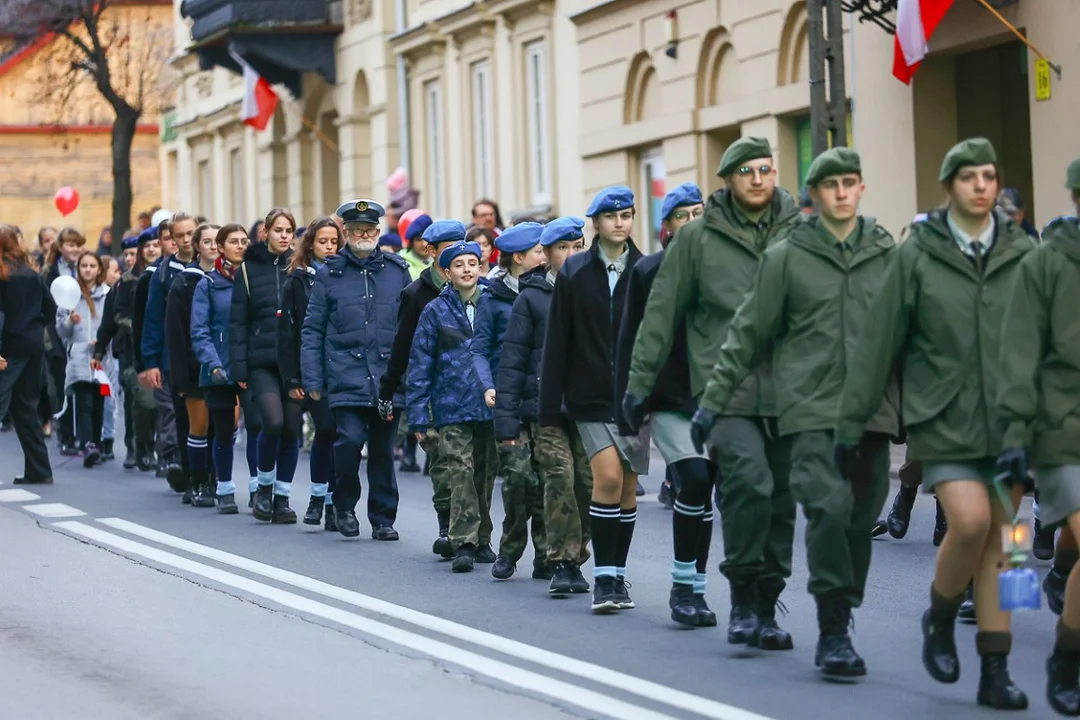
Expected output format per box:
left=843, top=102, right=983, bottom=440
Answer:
left=711, top=416, right=795, bottom=590
left=789, top=430, right=890, bottom=608
left=440, top=422, right=498, bottom=549
left=419, top=429, right=452, bottom=513
left=496, top=423, right=548, bottom=563
left=534, top=420, right=593, bottom=566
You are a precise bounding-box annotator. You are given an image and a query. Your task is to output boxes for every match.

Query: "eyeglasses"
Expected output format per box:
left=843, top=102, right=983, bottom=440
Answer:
left=224, top=237, right=250, bottom=247
left=672, top=207, right=705, bottom=222
left=345, top=225, right=381, bottom=239
left=736, top=164, right=774, bottom=177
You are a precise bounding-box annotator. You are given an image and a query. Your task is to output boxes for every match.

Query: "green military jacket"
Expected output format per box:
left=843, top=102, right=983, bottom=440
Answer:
left=836, top=209, right=1035, bottom=460
left=626, top=187, right=799, bottom=417
left=700, top=216, right=900, bottom=437
left=997, top=216, right=1080, bottom=466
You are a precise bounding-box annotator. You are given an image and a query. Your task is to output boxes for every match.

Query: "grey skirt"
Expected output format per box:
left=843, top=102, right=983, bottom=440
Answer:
left=1034, top=465, right=1080, bottom=530
left=922, top=457, right=998, bottom=492
left=576, top=421, right=651, bottom=475
left=650, top=411, right=707, bottom=464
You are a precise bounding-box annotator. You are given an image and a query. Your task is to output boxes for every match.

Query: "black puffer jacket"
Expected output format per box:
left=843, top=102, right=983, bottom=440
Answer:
left=279, top=265, right=316, bottom=392
left=94, top=271, right=138, bottom=371
left=378, top=264, right=444, bottom=406
left=165, top=264, right=207, bottom=396
left=229, top=242, right=292, bottom=381
left=494, top=267, right=551, bottom=441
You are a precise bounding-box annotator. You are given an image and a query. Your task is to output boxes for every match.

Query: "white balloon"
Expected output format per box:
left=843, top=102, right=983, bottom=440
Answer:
left=151, top=209, right=172, bottom=227
left=50, top=276, right=81, bottom=311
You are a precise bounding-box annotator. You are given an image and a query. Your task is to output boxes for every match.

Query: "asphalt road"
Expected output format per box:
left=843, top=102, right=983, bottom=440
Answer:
left=0, top=432, right=1062, bottom=720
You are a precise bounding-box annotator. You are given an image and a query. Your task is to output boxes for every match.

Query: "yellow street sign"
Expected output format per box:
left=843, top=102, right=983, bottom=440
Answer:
left=1035, top=58, right=1051, bottom=102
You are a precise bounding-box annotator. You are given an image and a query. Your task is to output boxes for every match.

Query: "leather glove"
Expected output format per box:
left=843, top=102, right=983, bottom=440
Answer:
left=689, top=408, right=719, bottom=456
left=833, top=442, right=860, bottom=481
left=211, top=367, right=229, bottom=385
left=377, top=399, right=394, bottom=422
left=995, top=447, right=1028, bottom=488
left=620, top=391, right=647, bottom=435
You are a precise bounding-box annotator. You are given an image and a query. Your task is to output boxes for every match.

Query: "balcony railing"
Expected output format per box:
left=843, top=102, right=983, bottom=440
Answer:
left=181, top=0, right=343, bottom=42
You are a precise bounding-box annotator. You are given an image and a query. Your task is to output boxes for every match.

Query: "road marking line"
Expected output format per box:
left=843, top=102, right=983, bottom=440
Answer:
left=0, top=489, right=41, bottom=502
left=56, top=521, right=680, bottom=720
left=23, top=503, right=86, bottom=518
left=97, top=517, right=774, bottom=720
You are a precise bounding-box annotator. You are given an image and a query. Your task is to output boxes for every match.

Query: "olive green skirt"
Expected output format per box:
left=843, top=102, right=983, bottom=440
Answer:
left=1034, top=465, right=1080, bottom=530
left=922, top=457, right=998, bottom=492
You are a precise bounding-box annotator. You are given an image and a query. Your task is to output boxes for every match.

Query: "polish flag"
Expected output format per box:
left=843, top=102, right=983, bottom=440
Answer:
left=230, top=50, right=278, bottom=131
left=893, top=0, right=955, bottom=84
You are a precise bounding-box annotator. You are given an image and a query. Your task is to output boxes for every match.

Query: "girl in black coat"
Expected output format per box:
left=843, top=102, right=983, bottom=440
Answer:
left=279, top=217, right=341, bottom=530
left=231, top=208, right=301, bottom=523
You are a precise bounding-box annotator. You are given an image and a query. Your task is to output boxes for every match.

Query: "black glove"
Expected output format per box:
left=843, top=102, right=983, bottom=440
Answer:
left=211, top=367, right=229, bottom=385
left=833, top=442, right=860, bottom=481
left=995, top=447, right=1028, bottom=487
left=620, top=392, right=647, bottom=435
left=689, top=408, right=719, bottom=455
left=377, top=399, right=394, bottom=422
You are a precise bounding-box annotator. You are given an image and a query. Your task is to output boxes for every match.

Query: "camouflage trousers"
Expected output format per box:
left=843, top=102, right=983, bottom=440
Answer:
left=419, top=429, right=453, bottom=513
left=439, top=422, right=498, bottom=549
left=534, top=420, right=593, bottom=565
left=496, top=424, right=548, bottom=563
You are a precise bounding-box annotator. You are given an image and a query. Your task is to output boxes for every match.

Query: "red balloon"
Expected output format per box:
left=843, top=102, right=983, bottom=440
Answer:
left=55, top=186, right=80, bottom=217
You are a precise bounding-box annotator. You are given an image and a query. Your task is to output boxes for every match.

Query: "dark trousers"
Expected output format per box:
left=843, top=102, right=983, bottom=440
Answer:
left=170, top=388, right=190, bottom=480
left=0, top=354, right=52, bottom=481
left=72, top=382, right=104, bottom=448
left=332, top=406, right=399, bottom=527
left=46, top=352, right=73, bottom=444
left=154, top=371, right=178, bottom=464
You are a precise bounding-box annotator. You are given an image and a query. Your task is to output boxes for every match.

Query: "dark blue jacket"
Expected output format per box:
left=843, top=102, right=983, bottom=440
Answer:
left=279, top=264, right=318, bottom=393
left=165, top=263, right=206, bottom=396
left=190, top=268, right=235, bottom=387
left=472, top=274, right=518, bottom=392
left=301, top=246, right=411, bottom=409
left=493, top=268, right=551, bottom=441
left=406, top=283, right=492, bottom=431
left=140, top=254, right=187, bottom=373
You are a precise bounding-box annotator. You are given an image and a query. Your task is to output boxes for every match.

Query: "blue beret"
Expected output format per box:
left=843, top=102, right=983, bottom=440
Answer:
left=660, top=183, right=703, bottom=221
left=540, top=216, right=585, bottom=247
left=405, top=213, right=433, bottom=242
left=336, top=199, right=386, bottom=225
left=121, top=235, right=139, bottom=251
left=495, top=222, right=543, bottom=254
left=381, top=231, right=402, bottom=249
left=136, top=227, right=159, bottom=245
left=438, top=240, right=482, bottom=270
left=423, top=219, right=467, bottom=246
left=586, top=185, right=634, bottom=217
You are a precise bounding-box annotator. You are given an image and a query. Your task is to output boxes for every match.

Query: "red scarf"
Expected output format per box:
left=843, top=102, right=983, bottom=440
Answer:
left=216, top=256, right=237, bottom=280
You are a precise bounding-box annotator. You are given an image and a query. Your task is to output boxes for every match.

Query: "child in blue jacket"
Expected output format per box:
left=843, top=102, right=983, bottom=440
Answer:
left=407, top=227, right=497, bottom=573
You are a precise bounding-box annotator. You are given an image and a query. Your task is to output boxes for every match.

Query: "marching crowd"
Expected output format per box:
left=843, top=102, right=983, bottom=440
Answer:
left=3, top=137, right=1080, bottom=715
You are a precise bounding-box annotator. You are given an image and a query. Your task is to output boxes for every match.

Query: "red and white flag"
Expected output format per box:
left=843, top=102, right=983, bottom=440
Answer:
left=893, top=0, right=955, bottom=84
left=230, top=50, right=279, bottom=131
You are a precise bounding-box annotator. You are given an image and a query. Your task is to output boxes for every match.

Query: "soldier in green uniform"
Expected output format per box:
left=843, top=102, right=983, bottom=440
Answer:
left=698, top=148, right=897, bottom=676
left=626, top=137, right=800, bottom=646
left=836, top=138, right=1035, bottom=710
left=996, top=157, right=1080, bottom=717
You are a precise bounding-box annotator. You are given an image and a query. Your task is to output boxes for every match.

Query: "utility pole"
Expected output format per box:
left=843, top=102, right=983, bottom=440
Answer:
left=807, top=0, right=849, bottom=158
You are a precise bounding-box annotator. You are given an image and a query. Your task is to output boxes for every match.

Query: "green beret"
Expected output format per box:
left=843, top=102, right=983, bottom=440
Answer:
left=717, top=137, right=773, bottom=177
left=805, top=147, right=862, bottom=188
left=1066, top=158, right=1080, bottom=191
left=938, top=138, right=997, bottom=182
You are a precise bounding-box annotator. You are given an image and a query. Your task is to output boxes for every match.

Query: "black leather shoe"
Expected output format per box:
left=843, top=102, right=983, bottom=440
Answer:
left=886, top=485, right=918, bottom=539
left=474, top=544, right=497, bottom=564
left=433, top=510, right=452, bottom=558
left=958, top=582, right=976, bottom=623
left=670, top=583, right=699, bottom=627
left=1045, top=567, right=1068, bottom=616
left=532, top=560, right=554, bottom=580
left=977, top=654, right=1028, bottom=710
left=1047, top=647, right=1080, bottom=716
left=371, top=525, right=399, bottom=541
left=871, top=520, right=888, bottom=538
left=336, top=509, right=360, bottom=537
left=692, top=593, right=717, bottom=627
left=727, top=582, right=760, bottom=645
left=922, top=608, right=960, bottom=683
left=1034, top=519, right=1056, bottom=561
left=216, top=493, right=238, bottom=514
left=13, top=476, right=53, bottom=485
left=303, top=497, right=324, bottom=525
left=192, top=484, right=216, bottom=508
left=324, top=507, right=338, bottom=532
left=271, top=496, right=297, bottom=524
left=123, top=448, right=137, bottom=469
left=492, top=556, right=516, bottom=579
left=549, top=562, right=574, bottom=594
left=453, top=544, right=475, bottom=573
left=252, top=485, right=274, bottom=522
left=165, top=463, right=188, bottom=493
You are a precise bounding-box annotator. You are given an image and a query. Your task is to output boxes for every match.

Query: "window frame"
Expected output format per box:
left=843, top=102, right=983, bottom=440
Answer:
left=471, top=60, right=494, bottom=202
left=524, top=40, right=551, bottom=207
left=424, top=79, right=445, bottom=217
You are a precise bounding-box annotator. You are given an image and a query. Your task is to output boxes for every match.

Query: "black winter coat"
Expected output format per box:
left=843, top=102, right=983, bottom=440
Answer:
left=165, top=265, right=207, bottom=396
left=539, top=240, right=643, bottom=426
left=0, top=262, right=55, bottom=358
left=279, top=265, right=316, bottom=392
left=494, top=268, right=551, bottom=441
left=95, top=272, right=138, bottom=370
left=615, top=250, right=696, bottom=432
left=229, top=243, right=292, bottom=381
left=131, top=260, right=158, bottom=373
left=378, top=264, right=444, bottom=405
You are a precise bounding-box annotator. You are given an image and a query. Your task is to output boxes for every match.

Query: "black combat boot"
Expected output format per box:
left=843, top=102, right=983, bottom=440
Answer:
left=814, top=594, right=866, bottom=677
left=727, top=580, right=759, bottom=645
left=957, top=580, right=976, bottom=622
left=191, top=471, right=215, bottom=508
left=453, top=544, right=475, bottom=573
left=492, top=556, right=516, bottom=579
left=922, top=585, right=964, bottom=683
left=475, top=543, right=496, bottom=564
left=751, top=581, right=793, bottom=650
left=976, top=632, right=1028, bottom=710
left=252, top=485, right=274, bottom=522
left=1047, top=620, right=1080, bottom=717
left=324, top=503, right=338, bottom=532
left=271, top=495, right=297, bottom=524
left=432, top=509, right=452, bottom=559
left=1046, top=564, right=1070, bottom=617
left=885, top=484, right=918, bottom=539
left=669, top=583, right=699, bottom=627
left=216, top=493, right=238, bottom=515
left=303, top=496, right=324, bottom=525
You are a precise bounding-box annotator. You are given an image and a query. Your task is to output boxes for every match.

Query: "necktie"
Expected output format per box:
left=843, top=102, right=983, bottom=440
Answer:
left=607, top=264, right=618, bottom=293
left=466, top=302, right=475, bottom=328
left=69, top=264, right=76, bottom=278
left=970, top=240, right=983, bottom=259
